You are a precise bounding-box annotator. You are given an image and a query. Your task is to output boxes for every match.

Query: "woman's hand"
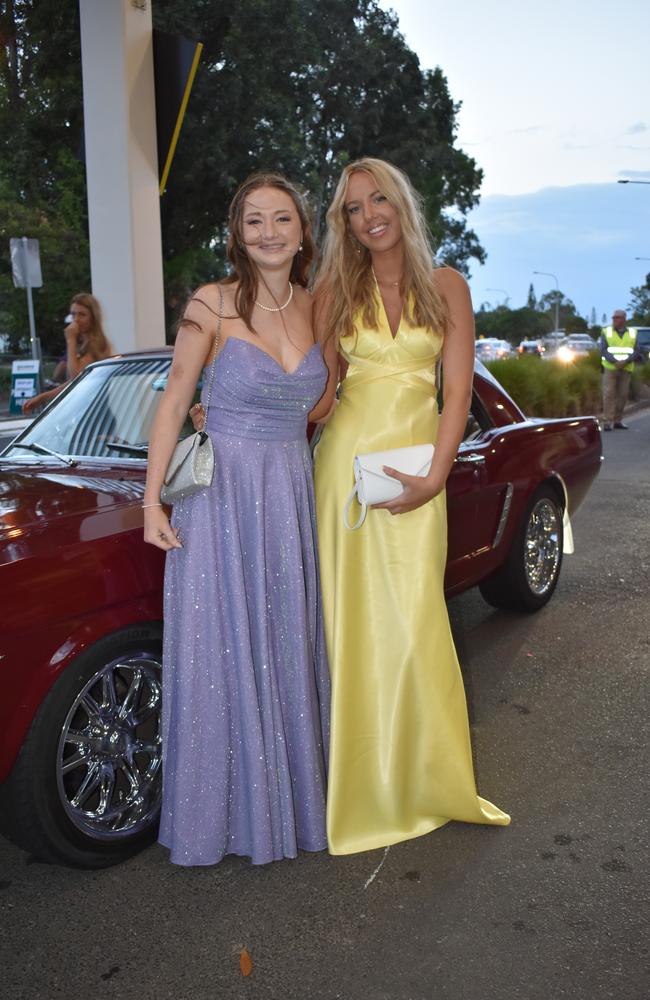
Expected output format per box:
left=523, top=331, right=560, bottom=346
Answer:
left=22, top=387, right=58, bottom=414
left=143, top=506, right=183, bottom=551
left=22, top=393, right=42, bottom=415
left=315, top=397, right=339, bottom=424
left=372, top=467, right=446, bottom=515
left=189, top=402, right=205, bottom=431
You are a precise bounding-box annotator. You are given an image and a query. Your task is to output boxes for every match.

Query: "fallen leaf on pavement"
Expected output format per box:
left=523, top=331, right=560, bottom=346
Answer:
left=239, top=948, right=253, bottom=977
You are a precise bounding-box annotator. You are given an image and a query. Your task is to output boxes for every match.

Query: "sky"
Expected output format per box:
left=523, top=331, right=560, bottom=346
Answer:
left=379, top=0, right=650, bottom=319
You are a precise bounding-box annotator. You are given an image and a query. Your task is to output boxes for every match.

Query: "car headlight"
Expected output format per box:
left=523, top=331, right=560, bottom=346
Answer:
left=557, top=345, right=575, bottom=363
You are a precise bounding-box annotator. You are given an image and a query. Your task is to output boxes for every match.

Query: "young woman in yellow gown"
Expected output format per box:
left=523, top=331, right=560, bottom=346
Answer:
left=311, top=158, right=510, bottom=855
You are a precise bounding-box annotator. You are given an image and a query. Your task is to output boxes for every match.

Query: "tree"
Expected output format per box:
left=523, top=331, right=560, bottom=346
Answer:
left=153, top=0, right=486, bottom=273
left=526, top=283, right=536, bottom=309
left=1, top=0, right=486, bottom=348
left=474, top=305, right=551, bottom=344
left=537, top=289, right=584, bottom=331
left=628, top=273, right=650, bottom=325
left=0, top=1, right=89, bottom=352
left=0, top=157, right=90, bottom=353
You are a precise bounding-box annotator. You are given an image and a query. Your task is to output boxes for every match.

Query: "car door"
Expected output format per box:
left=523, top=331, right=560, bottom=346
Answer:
left=445, top=430, right=512, bottom=591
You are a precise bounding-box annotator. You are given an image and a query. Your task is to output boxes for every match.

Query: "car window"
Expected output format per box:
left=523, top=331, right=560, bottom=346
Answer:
left=3, top=357, right=199, bottom=461
left=462, top=390, right=492, bottom=441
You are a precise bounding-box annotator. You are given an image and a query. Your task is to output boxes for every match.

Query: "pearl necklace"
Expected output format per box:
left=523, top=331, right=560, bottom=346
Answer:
left=254, top=283, right=293, bottom=312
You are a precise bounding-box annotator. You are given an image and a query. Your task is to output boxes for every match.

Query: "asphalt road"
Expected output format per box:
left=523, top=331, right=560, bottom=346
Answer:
left=1, top=411, right=648, bottom=1000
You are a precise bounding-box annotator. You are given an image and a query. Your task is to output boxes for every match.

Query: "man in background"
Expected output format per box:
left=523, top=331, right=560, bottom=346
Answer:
left=600, top=310, right=644, bottom=430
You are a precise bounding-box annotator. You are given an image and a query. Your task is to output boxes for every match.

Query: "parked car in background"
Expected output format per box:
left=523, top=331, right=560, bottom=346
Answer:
left=541, top=332, right=566, bottom=357
left=518, top=339, right=545, bottom=357
left=565, top=334, right=598, bottom=353
left=0, top=352, right=602, bottom=868
left=635, top=327, right=650, bottom=360
left=475, top=338, right=514, bottom=361
left=556, top=333, right=599, bottom=364
left=475, top=338, right=500, bottom=362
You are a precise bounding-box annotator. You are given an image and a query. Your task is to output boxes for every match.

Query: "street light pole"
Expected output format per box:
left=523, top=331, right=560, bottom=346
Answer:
left=618, top=179, right=650, bottom=185
left=533, top=270, right=560, bottom=331
left=486, top=287, right=510, bottom=306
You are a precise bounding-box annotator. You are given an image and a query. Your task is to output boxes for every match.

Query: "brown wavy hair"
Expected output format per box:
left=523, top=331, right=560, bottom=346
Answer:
left=314, top=158, right=449, bottom=345
left=224, top=172, right=316, bottom=331
left=70, top=292, right=112, bottom=358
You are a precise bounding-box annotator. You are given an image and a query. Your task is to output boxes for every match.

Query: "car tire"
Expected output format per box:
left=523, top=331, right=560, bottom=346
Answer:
left=0, top=624, right=163, bottom=869
left=479, top=484, right=564, bottom=613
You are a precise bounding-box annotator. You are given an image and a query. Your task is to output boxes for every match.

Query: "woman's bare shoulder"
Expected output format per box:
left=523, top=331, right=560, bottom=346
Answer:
left=432, top=265, right=469, bottom=296
left=181, top=282, right=235, bottom=330
left=188, top=281, right=232, bottom=311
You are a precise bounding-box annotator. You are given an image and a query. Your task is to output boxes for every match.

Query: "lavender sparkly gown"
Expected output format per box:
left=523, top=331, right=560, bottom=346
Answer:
left=159, top=337, right=330, bottom=866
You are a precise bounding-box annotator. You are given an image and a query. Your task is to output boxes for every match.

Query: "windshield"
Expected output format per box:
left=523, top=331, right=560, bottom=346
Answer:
left=2, top=357, right=197, bottom=461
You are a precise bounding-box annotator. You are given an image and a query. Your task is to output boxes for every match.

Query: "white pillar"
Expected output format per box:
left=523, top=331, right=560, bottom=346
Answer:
left=78, top=0, right=165, bottom=352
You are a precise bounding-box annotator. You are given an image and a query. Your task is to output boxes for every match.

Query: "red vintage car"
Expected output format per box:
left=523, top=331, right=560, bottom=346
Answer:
left=0, top=351, right=602, bottom=867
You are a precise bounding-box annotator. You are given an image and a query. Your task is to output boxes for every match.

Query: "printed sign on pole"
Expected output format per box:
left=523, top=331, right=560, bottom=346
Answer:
left=10, top=238, right=43, bottom=289
left=10, top=359, right=41, bottom=415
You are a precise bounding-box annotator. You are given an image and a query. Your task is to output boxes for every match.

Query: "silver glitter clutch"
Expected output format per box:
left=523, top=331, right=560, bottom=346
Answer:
left=160, top=430, right=214, bottom=504
left=159, top=288, right=222, bottom=505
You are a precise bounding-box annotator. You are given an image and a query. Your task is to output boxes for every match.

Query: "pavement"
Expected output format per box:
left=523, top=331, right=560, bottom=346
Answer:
left=0, top=412, right=648, bottom=1000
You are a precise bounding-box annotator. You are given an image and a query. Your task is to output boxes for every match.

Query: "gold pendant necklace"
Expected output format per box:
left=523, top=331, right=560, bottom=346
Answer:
left=254, top=283, right=294, bottom=312
left=371, top=266, right=400, bottom=288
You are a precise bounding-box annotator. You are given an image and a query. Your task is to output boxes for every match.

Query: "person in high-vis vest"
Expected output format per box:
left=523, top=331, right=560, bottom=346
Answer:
left=600, top=309, right=644, bottom=430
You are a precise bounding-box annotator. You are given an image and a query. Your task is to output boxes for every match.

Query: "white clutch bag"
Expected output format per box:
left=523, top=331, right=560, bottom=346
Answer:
left=343, top=443, right=434, bottom=530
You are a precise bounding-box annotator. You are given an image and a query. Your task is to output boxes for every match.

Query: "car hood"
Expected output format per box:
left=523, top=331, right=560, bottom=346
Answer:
left=0, top=461, right=145, bottom=539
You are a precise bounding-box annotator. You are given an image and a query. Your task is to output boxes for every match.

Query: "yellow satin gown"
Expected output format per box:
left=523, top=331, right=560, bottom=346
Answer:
left=314, top=293, right=510, bottom=855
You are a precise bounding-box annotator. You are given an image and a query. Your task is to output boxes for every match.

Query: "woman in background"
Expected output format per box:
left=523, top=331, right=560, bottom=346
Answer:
left=23, top=292, right=112, bottom=413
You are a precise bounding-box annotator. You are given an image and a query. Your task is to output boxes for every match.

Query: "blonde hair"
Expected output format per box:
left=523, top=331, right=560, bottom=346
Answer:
left=314, top=157, right=448, bottom=345
left=70, top=292, right=112, bottom=359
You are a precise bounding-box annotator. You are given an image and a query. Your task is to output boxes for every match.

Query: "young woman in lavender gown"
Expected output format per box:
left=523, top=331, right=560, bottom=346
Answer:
left=143, top=174, right=330, bottom=866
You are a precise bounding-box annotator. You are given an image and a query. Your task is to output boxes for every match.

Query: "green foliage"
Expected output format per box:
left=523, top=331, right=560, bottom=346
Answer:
left=628, top=272, right=650, bottom=324
left=0, top=0, right=89, bottom=353
left=564, top=313, right=588, bottom=333
left=475, top=288, right=592, bottom=344
left=1, top=0, right=486, bottom=348
left=630, top=360, right=650, bottom=401
left=485, top=355, right=602, bottom=418
left=0, top=153, right=90, bottom=353
left=537, top=289, right=582, bottom=330
left=153, top=0, right=485, bottom=273
left=475, top=305, right=552, bottom=343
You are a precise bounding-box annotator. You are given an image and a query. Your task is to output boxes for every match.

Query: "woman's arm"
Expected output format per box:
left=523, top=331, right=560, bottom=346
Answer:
left=143, top=296, right=218, bottom=550
left=309, top=291, right=342, bottom=422
left=375, top=267, right=475, bottom=515
left=22, top=385, right=63, bottom=414
left=65, top=324, right=86, bottom=379
left=426, top=267, right=475, bottom=484
left=22, top=335, right=106, bottom=414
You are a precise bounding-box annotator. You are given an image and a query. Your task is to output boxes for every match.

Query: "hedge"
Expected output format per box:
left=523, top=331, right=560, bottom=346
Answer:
left=484, top=353, right=650, bottom=418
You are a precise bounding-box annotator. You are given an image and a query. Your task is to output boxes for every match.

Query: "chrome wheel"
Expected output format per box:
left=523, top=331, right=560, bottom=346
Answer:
left=524, top=498, right=561, bottom=596
left=56, top=655, right=162, bottom=841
